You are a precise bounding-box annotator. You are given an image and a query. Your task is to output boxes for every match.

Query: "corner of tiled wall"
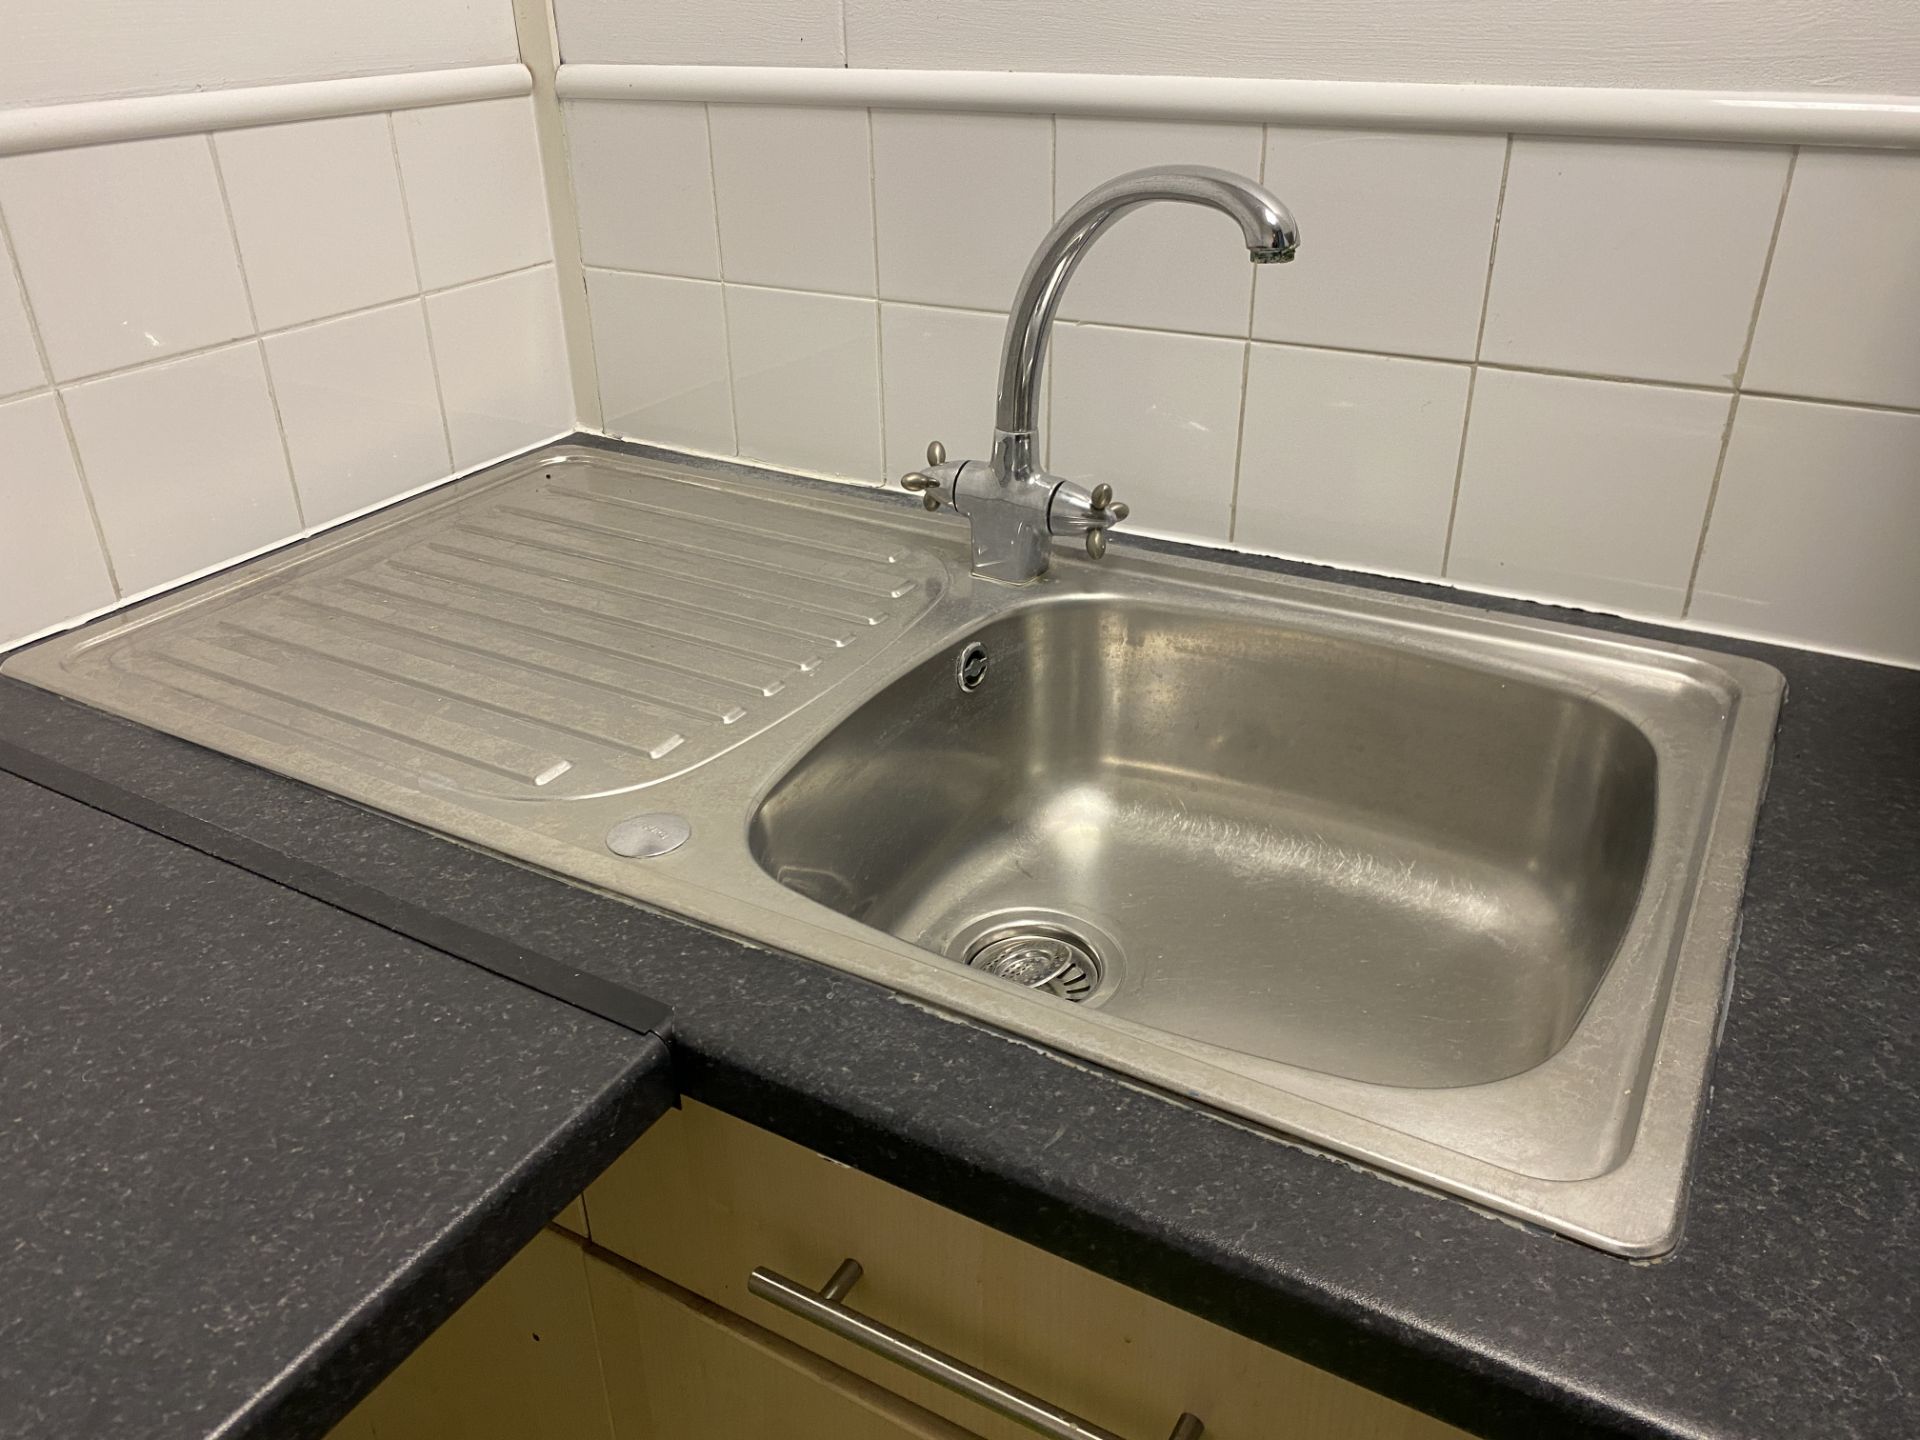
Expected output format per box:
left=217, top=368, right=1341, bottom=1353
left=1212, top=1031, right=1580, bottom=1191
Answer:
left=0, top=92, right=574, bottom=650
left=564, top=100, right=1920, bottom=669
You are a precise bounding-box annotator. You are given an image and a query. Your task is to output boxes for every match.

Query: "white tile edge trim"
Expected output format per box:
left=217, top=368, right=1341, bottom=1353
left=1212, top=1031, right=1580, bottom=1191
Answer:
left=556, top=64, right=1920, bottom=149
left=0, top=428, right=571, bottom=656
left=0, top=64, right=533, bottom=158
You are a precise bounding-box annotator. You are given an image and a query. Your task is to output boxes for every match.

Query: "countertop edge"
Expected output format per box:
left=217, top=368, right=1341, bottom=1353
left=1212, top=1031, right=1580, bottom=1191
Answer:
left=239, top=1036, right=674, bottom=1440
left=0, top=755, right=679, bottom=1440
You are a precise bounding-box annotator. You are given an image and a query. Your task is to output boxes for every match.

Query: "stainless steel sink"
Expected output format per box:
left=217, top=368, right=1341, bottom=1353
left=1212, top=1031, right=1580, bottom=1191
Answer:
left=4, top=445, right=1782, bottom=1255
left=750, top=598, right=1657, bottom=1091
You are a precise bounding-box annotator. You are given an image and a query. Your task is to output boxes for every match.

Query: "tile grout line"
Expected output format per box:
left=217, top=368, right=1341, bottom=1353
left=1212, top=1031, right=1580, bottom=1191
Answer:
left=1718, top=386, right=1920, bottom=416
left=387, top=111, right=460, bottom=475
left=42, top=339, right=256, bottom=390
left=1225, top=124, right=1271, bottom=543
left=0, top=195, right=124, bottom=596
left=204, top=132, right=307, bottom=531
left=1684, top=391, right=1744, bottom=618
left=580, top=264, right=1398, bottom=353
left=558, top=261, right=1920, bottom=418
left=412, top=258, right=553, bottom=298
left=1225, top=339, right=1254, bottom=544
left=1727, top=147, right=1798, bottom=396
left=1468, top=358, right=1731, bottom=395
left=702, top=104, right=744, bottom=457
left=574, top=269, right=607, bottom=439
left=1440, top=366, right=1482, bottom=574
left=1682, top=145, right=1799, bottom=617
left=1440, top=133, right=1514, bottom=575
left=37, top=260, right=557, bottom=395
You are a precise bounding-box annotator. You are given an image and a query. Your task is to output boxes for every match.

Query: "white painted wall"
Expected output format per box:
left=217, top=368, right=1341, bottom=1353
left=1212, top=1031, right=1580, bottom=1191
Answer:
left=3, top=0, right=520, bottom=108
left=556, top=0, right=1920, bottom=94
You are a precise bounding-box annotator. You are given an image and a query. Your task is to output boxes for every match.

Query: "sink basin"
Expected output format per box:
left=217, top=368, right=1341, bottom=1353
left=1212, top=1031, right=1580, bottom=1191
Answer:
left=751, top=598, right=1655, bottom=1091
left=5, top=445, right=1781, bottom=1255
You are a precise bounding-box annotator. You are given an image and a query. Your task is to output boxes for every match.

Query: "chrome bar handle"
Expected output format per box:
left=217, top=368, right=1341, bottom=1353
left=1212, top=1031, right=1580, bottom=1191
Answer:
left=748, top=1258, right=1204, bottom=1440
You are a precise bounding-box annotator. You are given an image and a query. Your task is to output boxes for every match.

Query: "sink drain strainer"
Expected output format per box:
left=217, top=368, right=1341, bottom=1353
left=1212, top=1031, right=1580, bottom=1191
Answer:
left=964, top=926, right=1101, bottom=1001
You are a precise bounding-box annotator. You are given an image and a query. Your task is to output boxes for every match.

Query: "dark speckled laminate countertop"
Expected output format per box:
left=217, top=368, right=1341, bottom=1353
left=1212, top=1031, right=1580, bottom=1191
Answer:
left=0, top=771, right=673, bottom=1440
left=0, top=443, right=1913, bottom=1440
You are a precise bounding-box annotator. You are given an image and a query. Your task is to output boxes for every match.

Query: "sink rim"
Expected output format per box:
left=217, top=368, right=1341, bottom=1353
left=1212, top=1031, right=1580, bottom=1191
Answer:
left=731, top=580, right=1762, bottom=1192
left=4, top=443, right=1784, bottom=1256
left=747, top=589, right=1667, bottom=1092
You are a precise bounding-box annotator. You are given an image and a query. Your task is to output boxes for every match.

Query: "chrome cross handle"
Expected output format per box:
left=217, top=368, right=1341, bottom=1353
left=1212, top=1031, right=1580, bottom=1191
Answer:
left=899, top=440, right=1132, bottom=571
left=1058, top=481, right=1131, bottom=560
left=899, top=440, right=954, bottom=512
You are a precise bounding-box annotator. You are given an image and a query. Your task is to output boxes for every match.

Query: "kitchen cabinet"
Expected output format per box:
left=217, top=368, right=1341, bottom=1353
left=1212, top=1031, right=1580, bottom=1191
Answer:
left=585, top=1101, right=1466, bottom=1440
left=324, top=1228, right=613, bottom=1440
left=334, top=1101, right=1468, bottom=1440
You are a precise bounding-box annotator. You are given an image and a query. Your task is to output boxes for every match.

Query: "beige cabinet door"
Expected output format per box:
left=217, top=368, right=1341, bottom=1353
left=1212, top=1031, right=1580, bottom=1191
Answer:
left=327, top=1227, right=614, bottom=1440
left=587, top=1249, right=983, bottom=1440
left=585, top=1101, right=1468, bottom=1440
left=553, top=1195, right=590, bottom=1238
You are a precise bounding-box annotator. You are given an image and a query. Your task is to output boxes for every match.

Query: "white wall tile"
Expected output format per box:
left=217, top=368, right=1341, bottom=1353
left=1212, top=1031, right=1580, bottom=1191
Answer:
left=215, top=114, right=417, bottom=332
left=725, top=285, right=882, bottom=481
left=1053, top=118, right=1265, bottom=337
left=1235, top=344, right=1470, bottom=577
left=425, top=267, right=573, bottom=470
left=587, top=269, right=735, bottom=456
left=1692, top=397, right=1920, bottom=663
left=62, top=343, right=300, bottom=594
left=0, top=393, right=115, bottom=645
left=0, top=230, right=43, bottom=399
left=1252, top=129, right=1504, bottom=361
left=834, top=0, right=1920, bottom=91
left=873, top=112, right=1052, bottom=312
left=566, top=101, right=720, bottom=280
left=1481, top=139, right=1788, bottom=386
left=708, top=107, right=876, bottom=296
left=1743, top=150, right=1920, bottom=410
left=551, top=100, right=1915, bottom=669
left=394, top=97, right=552, bottom=290
left=1049, top=322, right=1246, bottom=544
left=555, top=0, right=844, bottom=66
left=264, top=300, right=448, bottom=527
left=1449, top=369, right=1728, bottom=616
left=879, top=303, right=1007, bottom=480
left=0, top=135, right=253, bottom=381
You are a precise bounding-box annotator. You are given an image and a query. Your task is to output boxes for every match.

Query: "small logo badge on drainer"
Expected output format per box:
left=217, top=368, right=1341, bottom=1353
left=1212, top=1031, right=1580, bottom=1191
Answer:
left=955, top=641, right=989, bottom=693
left=605, top=812, right=692, bottom=859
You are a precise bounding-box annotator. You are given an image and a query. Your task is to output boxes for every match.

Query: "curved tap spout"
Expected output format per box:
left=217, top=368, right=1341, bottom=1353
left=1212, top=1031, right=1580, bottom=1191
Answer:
left=896, top=164, right=1298, bottom=584
left=994, top=166, right=1299, bottom=440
